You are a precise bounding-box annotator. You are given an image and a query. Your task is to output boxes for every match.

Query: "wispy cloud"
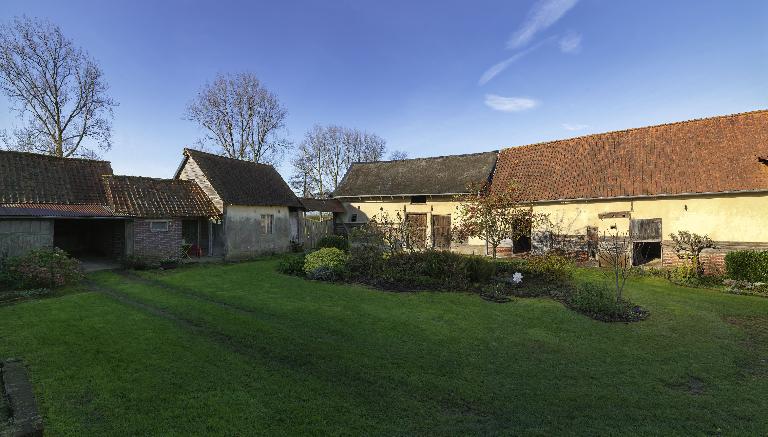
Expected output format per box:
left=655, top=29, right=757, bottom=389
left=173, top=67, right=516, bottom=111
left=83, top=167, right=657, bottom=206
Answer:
left=478, top=42, right=543, bottom=85
left=507, top=0, right=579, bottom=49
left=485, top=94, right=539, bottom=112
left=559, top=32, right=582, bottom=53
left=562, top=122, right=589, bottom=131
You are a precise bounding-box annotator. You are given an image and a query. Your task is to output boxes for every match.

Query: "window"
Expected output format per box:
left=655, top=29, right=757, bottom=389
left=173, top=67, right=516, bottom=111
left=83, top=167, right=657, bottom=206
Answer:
left=150, top=220, right=170, bottom=232
left=260, top=214, right=274, bottom=234
left=350, top=213, right=358, bottom=222
left=410, top=195, right=427, bottom=204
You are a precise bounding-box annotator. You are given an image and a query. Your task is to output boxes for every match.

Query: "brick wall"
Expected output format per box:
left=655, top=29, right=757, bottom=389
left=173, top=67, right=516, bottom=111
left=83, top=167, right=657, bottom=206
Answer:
left=132, top=219, right=182, bottom=261
left=662, top=241, right=768, bottom=276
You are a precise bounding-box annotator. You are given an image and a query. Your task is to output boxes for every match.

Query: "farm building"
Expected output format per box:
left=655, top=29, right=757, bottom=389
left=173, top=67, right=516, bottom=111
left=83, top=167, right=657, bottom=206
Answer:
left=0, top=151, right=217, bottom=261
left=489, top=110, right=768, bottom=272
left=174, top=148, right=304, bottom=260
left=333, top=152, right=498, bottom=254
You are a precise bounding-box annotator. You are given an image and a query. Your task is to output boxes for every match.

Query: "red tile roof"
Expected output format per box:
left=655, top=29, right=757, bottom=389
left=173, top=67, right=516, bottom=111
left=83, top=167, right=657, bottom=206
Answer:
left=490, top=110, right=768, bottom=202
left=103, top=176, right=220, bottom=218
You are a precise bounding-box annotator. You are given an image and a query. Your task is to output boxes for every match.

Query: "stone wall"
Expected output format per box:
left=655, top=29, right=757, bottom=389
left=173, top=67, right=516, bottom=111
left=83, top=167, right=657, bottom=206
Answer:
left=0, top=219, right=53, bottom=258
left=132, top=219, right=183, bottom=261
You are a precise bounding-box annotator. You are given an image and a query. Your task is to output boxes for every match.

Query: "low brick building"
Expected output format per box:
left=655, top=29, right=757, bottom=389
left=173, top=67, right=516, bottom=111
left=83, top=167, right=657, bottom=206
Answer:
left=103, top=176, right=219, bottom=261
left=0, top=151, right=218, bottom=262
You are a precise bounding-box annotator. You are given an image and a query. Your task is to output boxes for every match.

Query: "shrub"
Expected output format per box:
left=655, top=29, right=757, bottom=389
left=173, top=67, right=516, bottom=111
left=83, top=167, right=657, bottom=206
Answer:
left=526, top=254, right=575, bottom=284
left=277, top=253, right=306, bottom=276
left=381, top=250, right=496, bottom=290
left=316, top=235, right=349, bottom=251
left=5, top=248, right=83, bottom=289
left=566, top=282, right=647, bottom=322
left=725, top=250, right=768, bottom=283
left=347, top=243, right=385, bottom=278
left=304, top=248, right=348, bottom=280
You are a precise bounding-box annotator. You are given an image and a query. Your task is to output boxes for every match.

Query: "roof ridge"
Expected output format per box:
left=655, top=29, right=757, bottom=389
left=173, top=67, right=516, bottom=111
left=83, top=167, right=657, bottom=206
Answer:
left=105, top=174, right=193, bottom=183
left=351, top=150, right=498, bottom=165
left=502, top=108, right=768, bottom=152
left=0, top=149, right=111, bottom=164
left=184, top=147, right=275, bottom=169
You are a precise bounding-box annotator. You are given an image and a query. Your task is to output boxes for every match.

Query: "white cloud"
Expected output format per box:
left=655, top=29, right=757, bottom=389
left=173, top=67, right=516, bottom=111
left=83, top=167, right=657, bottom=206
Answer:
left=507, top=0, right=579, bottom=49
left=559, top=32, right=582, bottom=53
left=562, top=123, right=589, bottom=131
left=478, top=45, right=537, bottom=85
left=485, top=95, right=539, bottom=112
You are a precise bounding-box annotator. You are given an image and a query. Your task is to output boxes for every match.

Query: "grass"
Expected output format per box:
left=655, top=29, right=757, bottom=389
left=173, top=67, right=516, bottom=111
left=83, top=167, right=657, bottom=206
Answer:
left=0, top=259, right=766, bottom=435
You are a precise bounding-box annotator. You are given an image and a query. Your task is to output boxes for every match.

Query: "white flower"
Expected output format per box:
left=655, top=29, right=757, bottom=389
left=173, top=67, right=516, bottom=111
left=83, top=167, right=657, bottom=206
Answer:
left=512, top=272, right=523, bottom=284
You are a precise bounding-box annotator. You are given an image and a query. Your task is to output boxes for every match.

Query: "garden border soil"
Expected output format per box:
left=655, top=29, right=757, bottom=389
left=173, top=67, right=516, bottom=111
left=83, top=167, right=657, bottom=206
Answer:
left=1, top=358, right=43, bottom=437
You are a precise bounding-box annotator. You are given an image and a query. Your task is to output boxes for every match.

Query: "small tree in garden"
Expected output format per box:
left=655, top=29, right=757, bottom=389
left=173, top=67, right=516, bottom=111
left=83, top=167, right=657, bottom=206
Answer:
left=355, top=210, right=422, bottom=254
left=453, top=183, right=546, bottom=258
left=598, top=231, right=632, bottom=302
left=669, top=231, right=716, bottom=276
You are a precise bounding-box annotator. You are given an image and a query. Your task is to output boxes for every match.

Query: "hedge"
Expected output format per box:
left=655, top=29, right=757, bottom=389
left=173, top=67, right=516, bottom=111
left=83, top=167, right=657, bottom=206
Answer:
left=725, top=250, right=768, bottom=283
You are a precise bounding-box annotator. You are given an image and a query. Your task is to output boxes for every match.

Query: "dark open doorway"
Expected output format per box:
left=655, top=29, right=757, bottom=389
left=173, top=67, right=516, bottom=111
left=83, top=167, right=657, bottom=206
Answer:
left=633, top=242, right=662, bottom=266
left=53, top=219, right=125, bottom=259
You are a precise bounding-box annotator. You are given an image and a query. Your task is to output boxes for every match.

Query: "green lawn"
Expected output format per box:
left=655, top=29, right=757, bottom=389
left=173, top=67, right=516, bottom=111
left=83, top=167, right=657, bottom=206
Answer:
left=0, top=260, right=766, bottom=436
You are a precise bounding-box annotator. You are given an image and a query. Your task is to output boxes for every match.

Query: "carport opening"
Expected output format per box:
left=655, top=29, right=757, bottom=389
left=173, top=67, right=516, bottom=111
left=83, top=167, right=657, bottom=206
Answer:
left=633, top=242, right=661, bottom=266
left=53, top=219, right=125, bottom=259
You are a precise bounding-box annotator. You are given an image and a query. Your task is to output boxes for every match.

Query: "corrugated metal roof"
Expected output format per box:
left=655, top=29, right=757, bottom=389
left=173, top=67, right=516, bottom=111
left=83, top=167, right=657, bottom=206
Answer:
left=0, top=203, right=114, bottom=217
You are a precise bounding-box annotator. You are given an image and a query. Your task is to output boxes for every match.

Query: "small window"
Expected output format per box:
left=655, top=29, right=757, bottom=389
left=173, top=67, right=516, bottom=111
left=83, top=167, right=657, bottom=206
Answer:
left=350, top=214, right=358, bottom=222
left=410, top=195, right=427, bottom=204
left=150, top=220, right=170, bottom=232
left=260, top=214, right=274, bottom=234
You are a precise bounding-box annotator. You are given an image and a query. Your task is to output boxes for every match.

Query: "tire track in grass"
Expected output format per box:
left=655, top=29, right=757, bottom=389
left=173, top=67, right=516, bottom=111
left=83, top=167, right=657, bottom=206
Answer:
left=116, top=270, right=262, bottom=317
left=83, top=280, right=260, bottom=359
left=85, top=278, right=497, bottom=433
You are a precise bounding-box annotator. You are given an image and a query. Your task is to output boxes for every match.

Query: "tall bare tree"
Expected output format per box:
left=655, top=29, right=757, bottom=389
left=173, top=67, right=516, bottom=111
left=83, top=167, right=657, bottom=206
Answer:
left=0, top=17, right=116, bottom=158
left=291, top=124, right=386, bottom=198
left=185, top=72, right=289, bottom=165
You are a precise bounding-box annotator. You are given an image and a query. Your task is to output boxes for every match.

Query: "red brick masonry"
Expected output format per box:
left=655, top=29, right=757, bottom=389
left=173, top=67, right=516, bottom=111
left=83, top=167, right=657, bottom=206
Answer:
left=133, top=219, right=182, bottom=261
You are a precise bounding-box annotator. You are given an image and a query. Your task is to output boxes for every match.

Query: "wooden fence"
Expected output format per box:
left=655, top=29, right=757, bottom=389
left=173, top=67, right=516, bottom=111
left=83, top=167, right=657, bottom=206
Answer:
left=303, top=219, right=334, bottom=249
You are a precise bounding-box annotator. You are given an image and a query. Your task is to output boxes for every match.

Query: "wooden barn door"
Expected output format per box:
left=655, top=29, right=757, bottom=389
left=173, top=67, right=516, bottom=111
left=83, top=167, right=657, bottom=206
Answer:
left=630, top=218, right=662, bottom=242
left=432, top=215, right=452, bottom=250
left=405, top=213, right=428, bottom=249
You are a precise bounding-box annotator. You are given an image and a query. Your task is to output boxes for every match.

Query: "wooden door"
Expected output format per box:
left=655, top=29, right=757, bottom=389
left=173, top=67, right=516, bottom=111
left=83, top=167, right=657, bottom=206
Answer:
left=432, top=215, right=451, bottom=250
left=630, top=218, right=662, bottom=242
left=405, top=213, right=427, bottom=249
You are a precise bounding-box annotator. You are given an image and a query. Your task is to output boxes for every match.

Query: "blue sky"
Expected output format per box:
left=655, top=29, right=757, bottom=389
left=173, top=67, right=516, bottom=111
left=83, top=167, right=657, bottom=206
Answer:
left=1, top=0, right=767, bottom=180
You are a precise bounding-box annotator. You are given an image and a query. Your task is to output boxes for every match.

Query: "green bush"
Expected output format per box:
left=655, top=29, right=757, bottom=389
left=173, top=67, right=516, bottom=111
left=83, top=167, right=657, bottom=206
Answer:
left=347, top=243, right=385, bottom=277
left=566, top=282, right=646, bottom=322
left=524, top=254, right=575, bottom=284
left=4, top=248, right=83, bottom=289
left=304, top=248, right=348, bottom=280
left=377, top=250, right=496, bottom=290
left=316, top=235, right=349, bottom=251
left=277, top=253, right=306, bottom=276
left=725, top=250, right=768, bottom=283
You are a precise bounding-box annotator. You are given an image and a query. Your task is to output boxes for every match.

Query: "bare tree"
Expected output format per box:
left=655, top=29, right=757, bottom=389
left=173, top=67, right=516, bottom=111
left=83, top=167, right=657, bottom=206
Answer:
left=388, top=149, right=408, bottom=160
left=291, top=124, right=386, bottom=197
left=0, top=17, right=116, bottom=158
left=598, top=231, right=632, bottom=302
left=185, top=72, right=289, bottom=165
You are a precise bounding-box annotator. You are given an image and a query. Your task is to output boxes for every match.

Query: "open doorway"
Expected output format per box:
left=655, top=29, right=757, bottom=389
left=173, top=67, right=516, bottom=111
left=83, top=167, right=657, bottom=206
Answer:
left=633, top=242, right=661, bottom=266
left=53, top=219, right=126, bottom=259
